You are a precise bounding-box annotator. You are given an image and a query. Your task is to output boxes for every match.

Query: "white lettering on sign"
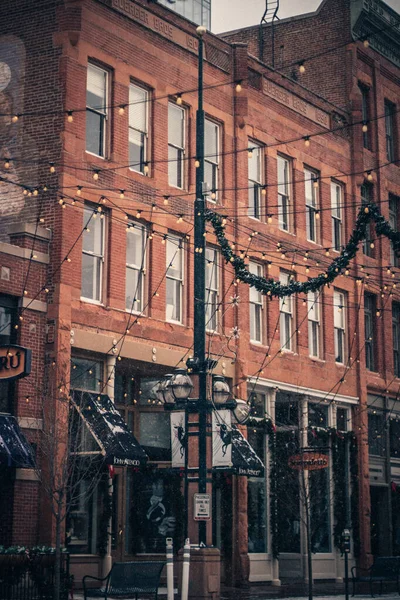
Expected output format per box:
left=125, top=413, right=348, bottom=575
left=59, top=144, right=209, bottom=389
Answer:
left=194, top=493, right=211, bottom=521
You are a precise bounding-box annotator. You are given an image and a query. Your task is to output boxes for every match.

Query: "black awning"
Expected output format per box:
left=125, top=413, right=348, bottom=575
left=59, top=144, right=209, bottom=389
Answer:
left=231, top=428, right=264, bottom=478
left=72, top=391, right=148, bottom=467
left=0, top=414, right=35, bottom=468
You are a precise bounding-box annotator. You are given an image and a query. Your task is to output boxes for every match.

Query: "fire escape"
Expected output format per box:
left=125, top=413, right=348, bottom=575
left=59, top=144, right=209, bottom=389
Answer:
left=259, top=0, right=280, bottom=67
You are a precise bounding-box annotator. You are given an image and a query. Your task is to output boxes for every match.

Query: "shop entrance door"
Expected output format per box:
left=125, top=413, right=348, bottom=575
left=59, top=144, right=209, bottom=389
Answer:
left=370, top=486, right=391, bottom=556
left=213, top=473, right=233, bottom=584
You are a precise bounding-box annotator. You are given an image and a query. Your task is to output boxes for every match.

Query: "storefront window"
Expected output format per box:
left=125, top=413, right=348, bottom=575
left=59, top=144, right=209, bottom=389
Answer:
left=139, top=377, right=171, bottom=461
left=247, top=392, right=267, bottom=553
left=390, top=418, right=400, bottom=458
left=125, top=470, right=183, bottom=554
left=68, top=356, right=104, bottom=554
left=368, top=412, right=386, bottom=456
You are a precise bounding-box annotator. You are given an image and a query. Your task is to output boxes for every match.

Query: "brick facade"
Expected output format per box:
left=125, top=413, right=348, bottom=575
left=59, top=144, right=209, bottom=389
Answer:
left=0, top=0, right=399, bottom=588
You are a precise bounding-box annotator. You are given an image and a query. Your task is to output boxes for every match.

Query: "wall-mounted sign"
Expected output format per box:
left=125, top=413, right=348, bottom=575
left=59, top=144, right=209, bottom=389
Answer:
left=288, top=452, right=329, bottom=471
left=194, top=493, right=211, bottom=521
left=0, top=345, right=31, bottom=381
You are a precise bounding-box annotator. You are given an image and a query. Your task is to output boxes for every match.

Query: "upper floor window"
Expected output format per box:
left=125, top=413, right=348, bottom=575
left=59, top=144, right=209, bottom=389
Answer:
left=368, top=411, right=385, bottom=456
left=385, top=100, right=396, bottom=163
left=205, top=247, right=219, bottom=332
left=126, top=223, right=146, bottom=313
left=308, top=290, right=321, bottom=359
left=280, top=272, right=293, bottom=351
left=249, top=262, right=263, bottom=343
left=278, top=155, right=291, bottom=232
left=0, top=295, right=17, bottom=414
left=204, top=119, right=219, bottom=201
left=86, top=63, right=108, bottom=157
left=389, top=194, right=399, bottom=267
left=248, top=143, right=263, bottom=220
left=166, top=236, right=184, bottom=323
left=168, top=103, right=185, bottom=189
left=393, top=303, right=400, bottom=378
left=333, top=290, right=346, bottom=364
left=82, top=205, right=105, bottom=303
left=331, top=181, right=343, bottom=252
left=359, top=83, right=370, bottom=150
left=361, top=183, right=373, bottom=256
left=305, top=168, right=319, bottom=243
left=71, top=357, right=103, bottom=392
left=336, top=407, right=349, bottom=432
left=364, top=293, right=377, bottom=372
left=129, top=83, right=149, bottom=175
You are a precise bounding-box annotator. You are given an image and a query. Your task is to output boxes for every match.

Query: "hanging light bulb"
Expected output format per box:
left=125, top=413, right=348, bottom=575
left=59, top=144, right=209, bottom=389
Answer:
left=304, top=136, right=310, bottom=147
left=313, top=177, right=319, bottom=189
left=119, top=189, right=125, bottom=199
left=11, top=114, right=19, bottom=123
left=163, top=196, right=170, bottom=205
left=195, top=158, right=200, bottom=168
left=366, top=170, right=373, bottom=181
left=299, top=61, right=306, bottom=74
left=176, top=94, right=183, bottom=105
left=76, top=186, right=82, bottom=196
left=67, top=110, right=74, bottom=123
left=49, top=162, right=55, bottom=174
left=248, top=148, right=253, bottom=158
left=235, top=81, right=242, bottom=92
left=4, top=160, right=10, bottom=169
left=118, top=105, right=126, bottom=116
left=93, top=170, right=99, bottom=181
left=143, top=163, right=149, bottom=175
left=363, top=38, right=369, bottom=48
left=362, top=121, right=368, bottom=133
left=315, top=210, right=320, bottom=220
left=261, top=186, right=267, bottom=196
left=267, top=214, right=273, bottom=224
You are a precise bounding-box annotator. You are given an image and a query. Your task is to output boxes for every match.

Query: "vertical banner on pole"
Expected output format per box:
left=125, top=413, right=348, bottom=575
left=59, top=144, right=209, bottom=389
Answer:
left=212, top=410, right=232, bottom=467
left=171, top=411, right=186, bottom=468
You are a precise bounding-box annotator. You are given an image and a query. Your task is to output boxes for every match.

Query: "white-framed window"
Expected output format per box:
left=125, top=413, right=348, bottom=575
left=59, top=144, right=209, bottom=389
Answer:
left=86, top=63, right=108, bottom=157
left=280, top=272, right=293, bottom=351
left=129, top=83, right=149, bottom=175
left=166, top=236, right=184, bottom=323
left=81, top=205, right=105, bottom=303
left=168, top=103, right=185, bottom=188
left=305, top=168, right=319, bottom=243
left=385, top=100, right=395, bottom=163
left=248, top=142, right=263, bottom=219
left=308, top=290, right=321, bottom=358
left=333, top=290, right=346, bottom=364
left=278, top=155, right=291, bottom=231
left=204, top=118, right=219, bottom=201
left=205, top=247, right=219, bottom=332
left=331, top=181, right=343, bottom=252
left=126, top=223, right=146, bottom=313
left=249, top=261, right=263, bottom=343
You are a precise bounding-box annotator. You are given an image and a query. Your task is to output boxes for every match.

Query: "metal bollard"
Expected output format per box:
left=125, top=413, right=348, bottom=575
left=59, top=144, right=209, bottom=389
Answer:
left=181, top=538, right=190, bottom=600
left=166, top=538, right=174, bottom=600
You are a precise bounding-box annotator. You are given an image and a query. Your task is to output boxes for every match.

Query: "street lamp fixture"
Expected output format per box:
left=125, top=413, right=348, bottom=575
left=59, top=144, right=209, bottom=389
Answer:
left=212, top=375, right=230, bottom=406
left=156, top=373, right=175, bottom=405
left=170, top=368, right=194, bottom=401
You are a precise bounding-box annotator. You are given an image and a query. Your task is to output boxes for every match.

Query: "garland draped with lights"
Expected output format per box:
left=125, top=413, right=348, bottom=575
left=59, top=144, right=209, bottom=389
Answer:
left=206, top=202, right=400, bottom=297
left=268, top=427, right=359, bottom=558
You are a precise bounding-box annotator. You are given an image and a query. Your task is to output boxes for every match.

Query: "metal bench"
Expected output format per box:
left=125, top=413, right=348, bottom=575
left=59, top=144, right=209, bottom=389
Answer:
left=351, top=556, right=400, bottom=597
left=83, top=561, right=166, bottom=600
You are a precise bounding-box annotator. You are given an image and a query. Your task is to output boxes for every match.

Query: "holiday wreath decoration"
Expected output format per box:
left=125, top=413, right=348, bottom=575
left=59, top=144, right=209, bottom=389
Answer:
left=205, top=202, right=400, bottom=297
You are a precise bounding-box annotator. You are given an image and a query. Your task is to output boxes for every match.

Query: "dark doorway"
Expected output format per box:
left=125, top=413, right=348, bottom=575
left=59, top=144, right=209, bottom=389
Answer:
left=213, top=472, right=233, bottom=584
left=370, top=486, right=391, bottom=556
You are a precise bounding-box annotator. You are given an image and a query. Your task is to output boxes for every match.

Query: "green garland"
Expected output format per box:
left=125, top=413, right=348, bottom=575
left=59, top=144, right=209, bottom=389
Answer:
left=205, top=202, right=400, bottom=297
left=0, top=545, right=67, bottom=555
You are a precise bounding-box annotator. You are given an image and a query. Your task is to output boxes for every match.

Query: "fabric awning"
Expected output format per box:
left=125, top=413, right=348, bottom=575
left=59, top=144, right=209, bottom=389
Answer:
left=0, top=414, right=34, bottom=468
left=231, top=428, right=264, bottom=478
left=71, top=391, right=148, bottom=467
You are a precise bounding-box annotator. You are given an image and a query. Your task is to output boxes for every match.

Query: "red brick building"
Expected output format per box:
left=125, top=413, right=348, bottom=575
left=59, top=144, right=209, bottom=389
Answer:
left=0, top=0, right=399, bottom=589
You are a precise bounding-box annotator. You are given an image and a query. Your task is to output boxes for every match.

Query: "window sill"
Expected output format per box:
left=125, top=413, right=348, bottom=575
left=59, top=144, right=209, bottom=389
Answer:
left=85, top=150, right=106, bottom=161
left=166, top=319, right=186, bottom=327
left=129, top=167, right=149, bottom=177
left=309, top=356, right=325, bottom=364
left=80, top=297, right=104, bottom=306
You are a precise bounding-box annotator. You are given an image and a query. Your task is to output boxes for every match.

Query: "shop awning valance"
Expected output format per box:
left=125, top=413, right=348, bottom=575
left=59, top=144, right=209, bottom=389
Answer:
left=71, top=391, right=148, bottom=467
left=231, top=428, right=264, bottom=478
left=0, top=414, right=35, bottom=468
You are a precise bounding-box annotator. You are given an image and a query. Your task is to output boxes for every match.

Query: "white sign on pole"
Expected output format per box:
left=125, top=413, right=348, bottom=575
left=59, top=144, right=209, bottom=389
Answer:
left=194, top=493, right=211, bottom=520
left=212, top=410, right=232, bottom=467
left=170, top=411, right=186, bottom=468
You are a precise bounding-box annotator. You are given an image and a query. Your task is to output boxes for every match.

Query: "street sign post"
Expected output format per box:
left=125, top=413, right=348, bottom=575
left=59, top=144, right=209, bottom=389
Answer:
left=194, top=493, right=210, bottom=521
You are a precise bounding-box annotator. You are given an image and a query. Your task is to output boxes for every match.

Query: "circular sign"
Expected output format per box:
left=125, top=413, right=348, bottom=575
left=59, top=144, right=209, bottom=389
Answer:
left=0, top=62, right=11, bottom=92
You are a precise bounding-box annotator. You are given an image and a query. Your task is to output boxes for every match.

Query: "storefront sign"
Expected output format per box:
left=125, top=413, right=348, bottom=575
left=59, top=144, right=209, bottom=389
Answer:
left=0, top=345, right=31, bottom=381
left=288, top=452, right=329, bottom=471
left=262, top=78, right=331, bottom=129
left=194, top=493, right=211, bottom=521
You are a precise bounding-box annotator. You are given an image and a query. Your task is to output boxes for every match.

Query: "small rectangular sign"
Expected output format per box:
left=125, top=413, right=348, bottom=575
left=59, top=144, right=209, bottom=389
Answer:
left=0, top=345, right=31, bottom=381
left=194, top=493, right=211, bottom=521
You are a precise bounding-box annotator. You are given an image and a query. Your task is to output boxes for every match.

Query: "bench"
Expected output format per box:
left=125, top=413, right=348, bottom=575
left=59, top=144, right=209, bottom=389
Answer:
left=351, top=556, right=400, bottom=597
left=83, top=561, right=166, bottom=600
